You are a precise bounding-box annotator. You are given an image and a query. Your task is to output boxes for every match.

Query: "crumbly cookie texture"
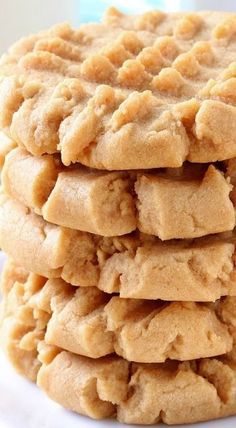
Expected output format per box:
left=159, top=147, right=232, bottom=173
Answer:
left=1, top=196, right=236, bottom=302
left=0, top=270, right=46, bottom=381
left=2, top=146, right=136, bottom=237
left=38, top=350, right=236, bottom=425
left=135, top=164, right=235, bottom=239
left=0, top=258, right=28, bottom=295
left=2, top=146, right=235, bottom=239
left=1, top=10, right=236, bottom=169
left=1, top=262, right=236, bottom=425
left=2, top=268, right=234, bottom=362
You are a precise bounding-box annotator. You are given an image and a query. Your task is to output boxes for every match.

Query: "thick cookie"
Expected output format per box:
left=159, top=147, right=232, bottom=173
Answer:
left=38, top=349, right=236, bottom=425
left=0, top=270, right=46, bottom=381
left=1, top=10, right=236, bottom=169
left=1, top=264, right=236, bottom=425
left=2, top=146, right=235, bottom=239
left=0, top=196, right=236, bottom=302
left=1, top=265, right=234, bottom=363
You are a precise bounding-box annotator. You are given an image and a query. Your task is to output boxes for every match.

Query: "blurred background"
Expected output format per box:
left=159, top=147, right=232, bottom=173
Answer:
left=0, top=0, right=236, bottom=53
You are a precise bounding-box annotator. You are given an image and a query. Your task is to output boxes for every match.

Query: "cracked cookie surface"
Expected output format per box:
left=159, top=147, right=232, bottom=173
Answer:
left=1, top=196, right=236, bottom=301
left=2, top=9, right=236, bottom=169
left=1, top=263, right=234, bottom=363
left=1, top=260, right=236, bottom=424
left=2, top=145, right=236, bottom=239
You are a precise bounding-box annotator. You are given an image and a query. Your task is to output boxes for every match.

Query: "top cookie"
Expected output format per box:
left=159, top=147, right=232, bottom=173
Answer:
left=1, top=8, right=236, bottom=169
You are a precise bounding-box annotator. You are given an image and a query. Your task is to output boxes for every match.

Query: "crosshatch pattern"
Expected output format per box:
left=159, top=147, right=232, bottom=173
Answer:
left=1, top=8, right=236, bottom=168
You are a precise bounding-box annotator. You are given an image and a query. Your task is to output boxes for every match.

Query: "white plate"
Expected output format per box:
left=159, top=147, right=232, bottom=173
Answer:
left=0, top=251, right=235, bottom=428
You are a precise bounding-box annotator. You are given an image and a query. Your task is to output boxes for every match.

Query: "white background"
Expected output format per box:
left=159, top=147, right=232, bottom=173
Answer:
left=0, top=0, right=77, bottom=53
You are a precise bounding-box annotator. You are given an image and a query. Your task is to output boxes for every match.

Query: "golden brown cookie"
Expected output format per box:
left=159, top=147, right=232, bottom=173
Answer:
left=2, top=146, right=235, bottom=239
left=1, top=195, right=236, bottom=302
left=2, top=266, right=234, bottom=363
left=38, top=348, right=236, bottom=425
left=40, top=292, right=236, bottom=425
left=0, top=271, right=46, bottom=381
left=1, top=10, right=236, bottom=169
left=1, top=262, right=236, bottom=424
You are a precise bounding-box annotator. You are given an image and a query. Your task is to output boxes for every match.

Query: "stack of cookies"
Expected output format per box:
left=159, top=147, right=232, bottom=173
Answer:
left=1, top=7, right=236, bottom=425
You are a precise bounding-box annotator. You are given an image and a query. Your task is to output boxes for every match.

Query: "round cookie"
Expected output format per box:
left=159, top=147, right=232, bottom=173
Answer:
left=1, top=196, right=236, bottom=302
left=2, top=145, right=235, bottom=239
left=38, top=348, right=236, bottom=425
left=1, top=265, right=234, bottom=363
left=1, top=262, right=236, bottom=425
left=1, top=10, right=236, bottom=169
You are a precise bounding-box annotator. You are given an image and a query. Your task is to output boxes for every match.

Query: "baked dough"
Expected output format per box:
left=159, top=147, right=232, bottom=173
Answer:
left=1, top=10, right=236, bottom=169
left=1, top=196, right=236, bottom=301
